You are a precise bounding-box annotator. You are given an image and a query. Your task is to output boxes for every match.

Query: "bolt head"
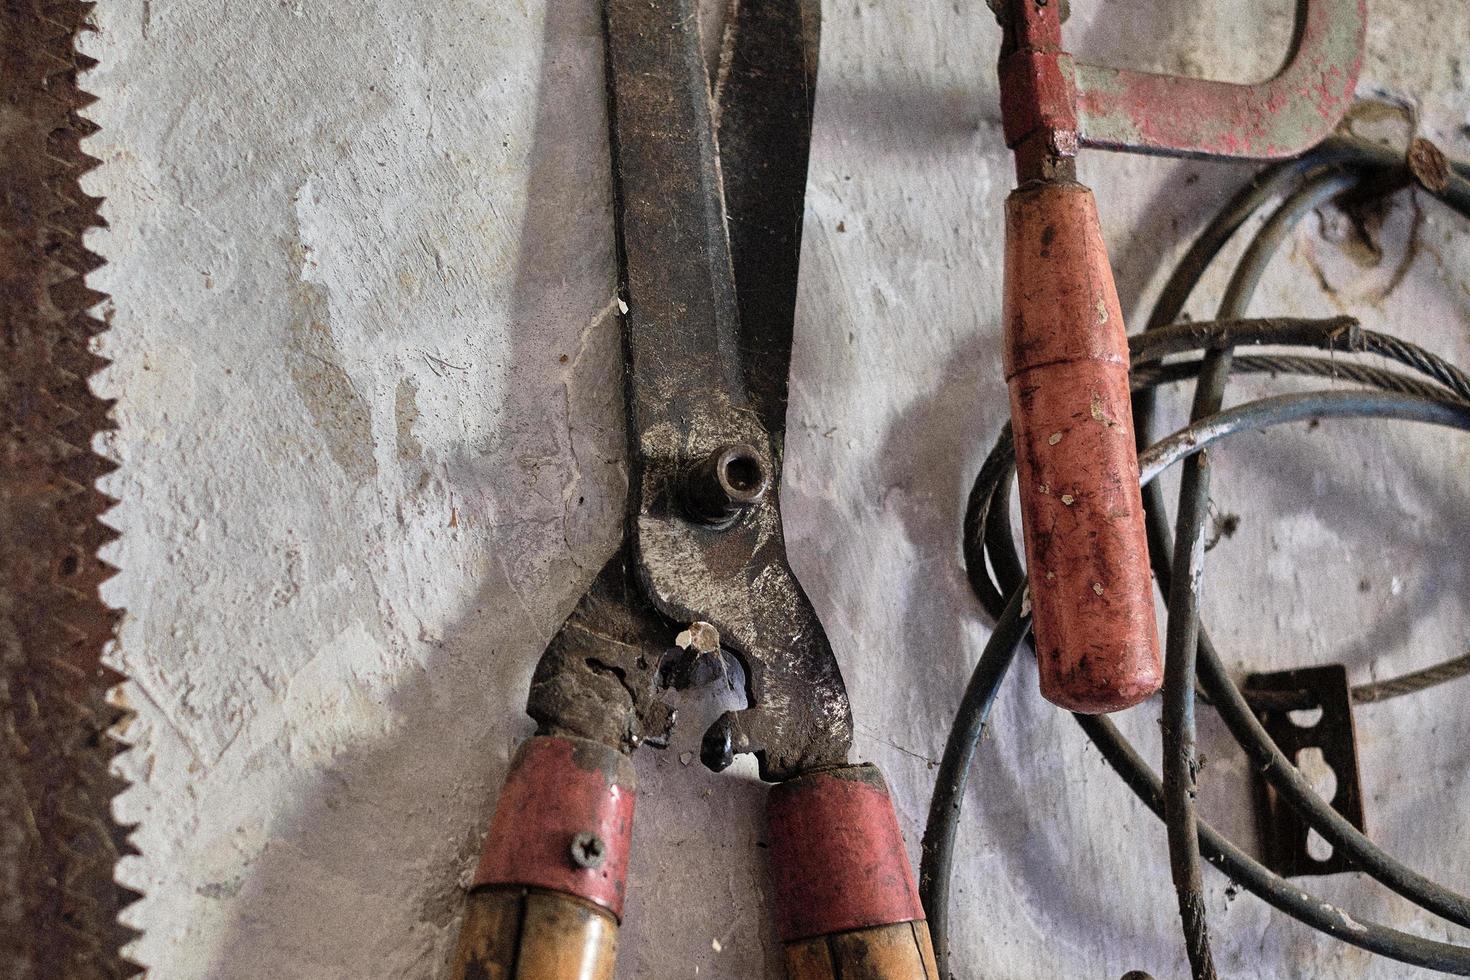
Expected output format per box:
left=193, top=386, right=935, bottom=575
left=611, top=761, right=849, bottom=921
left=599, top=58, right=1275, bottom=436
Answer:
left=685, top=443, right=770, bottom=528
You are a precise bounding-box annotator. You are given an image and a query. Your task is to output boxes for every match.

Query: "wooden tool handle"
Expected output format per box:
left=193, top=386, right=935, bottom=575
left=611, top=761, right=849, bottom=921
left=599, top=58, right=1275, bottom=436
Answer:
left=450, top=736, right=635, bottom=979
left=767, top=764, right=938, bottom=979
left=452, top=886, right=617, bottom=980
left=784, top=921, right=938, bottom=980
left=1002, top=179, right=1161, bottom=713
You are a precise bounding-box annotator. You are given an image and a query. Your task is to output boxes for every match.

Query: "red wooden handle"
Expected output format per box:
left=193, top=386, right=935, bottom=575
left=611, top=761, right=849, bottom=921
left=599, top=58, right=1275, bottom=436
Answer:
left=766, top=764, right=926, bottom=935
left=1002, top=180, right=1161, bottom=713
left=451, top=736, right=635, bottom=978
left=767, top=765, right=937, bottom=977
left=470, top=735, right=637, bottom=918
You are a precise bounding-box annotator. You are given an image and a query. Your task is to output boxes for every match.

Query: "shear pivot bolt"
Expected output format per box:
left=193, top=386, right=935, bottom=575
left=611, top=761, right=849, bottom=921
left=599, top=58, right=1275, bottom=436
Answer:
left=685, top=444, right=769, bottom=527
left=569, top=831, right=607, bottom=870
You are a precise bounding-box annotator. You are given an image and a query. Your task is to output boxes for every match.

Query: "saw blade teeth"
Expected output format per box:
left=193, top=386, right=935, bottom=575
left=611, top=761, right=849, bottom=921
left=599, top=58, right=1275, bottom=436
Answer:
left=76, top=310, right=112, bottom=337
left=48, top=274, right=108, bottom=311
left=51, top=337, right=111, bottom=378
left=2, top=0, right=134, bottom=973
left=54, top=446, right=120, bottom=484
left=57, top=110, right=101, bottom=138
left=45, top=235, right=107, bottom=274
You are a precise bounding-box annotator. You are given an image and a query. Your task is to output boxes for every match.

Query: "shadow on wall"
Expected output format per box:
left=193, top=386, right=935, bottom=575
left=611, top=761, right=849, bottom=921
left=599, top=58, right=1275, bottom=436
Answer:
left=202, top=1, right=786, bottom=977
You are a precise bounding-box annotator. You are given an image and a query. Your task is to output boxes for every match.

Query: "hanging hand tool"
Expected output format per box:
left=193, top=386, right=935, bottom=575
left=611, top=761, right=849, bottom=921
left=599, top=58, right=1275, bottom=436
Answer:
left=992, top=0, right=1364, bottom=713
left=448, top=1, right=937, bottom=977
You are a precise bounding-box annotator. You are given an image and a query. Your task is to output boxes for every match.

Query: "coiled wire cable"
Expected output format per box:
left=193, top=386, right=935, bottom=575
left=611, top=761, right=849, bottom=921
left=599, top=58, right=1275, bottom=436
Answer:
left=922, top=137, right=1470, bottom=977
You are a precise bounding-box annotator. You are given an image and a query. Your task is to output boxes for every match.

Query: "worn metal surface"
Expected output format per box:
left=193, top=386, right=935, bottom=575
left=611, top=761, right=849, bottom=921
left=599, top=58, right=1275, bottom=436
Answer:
left=997, top=0, right=1366, bottom=161
left=526, top=547, right=679, bottom=754
left=1073, top=0, right=1366, bottom=159
left=715, top=0, right=821, bottom=438
left=1248, top=665, right=1368, bottom=879
left=997, top=0, right=1081, bottom=181
left=601, top=0, right=851, bottom=782
left=0, top=2, right=137, bottom=976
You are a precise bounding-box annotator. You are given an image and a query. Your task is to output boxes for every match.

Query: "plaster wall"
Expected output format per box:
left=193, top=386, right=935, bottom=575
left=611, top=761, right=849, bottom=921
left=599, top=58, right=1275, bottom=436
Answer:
left=81, top=0, right=1470, bottom=976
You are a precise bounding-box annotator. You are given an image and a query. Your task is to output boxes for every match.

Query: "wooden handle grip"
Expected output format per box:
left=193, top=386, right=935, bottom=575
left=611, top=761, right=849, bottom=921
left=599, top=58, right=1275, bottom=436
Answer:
left=767, top=765, right=936, bottom=978
left=1002, top=180, right=1161, bottom=713
left=451, top=886, right=617, bottom=980
left=452, top=736, right=635, bottom=979
left=785, top=921, right=939, bottom=980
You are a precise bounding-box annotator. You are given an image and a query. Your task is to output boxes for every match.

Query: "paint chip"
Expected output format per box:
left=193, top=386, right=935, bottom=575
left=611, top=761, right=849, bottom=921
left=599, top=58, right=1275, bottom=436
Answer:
left=1048, top=431, right=1063, bottom=446
left=1090, top=394, right=1116, bottom=427
left=1061, top=494, right=1075, bottom=505
left=676, top=621, right=721, bottom=654
left=1092, top=582, right=1104, bottom=595
left=617, top=297, right=629, bottom=314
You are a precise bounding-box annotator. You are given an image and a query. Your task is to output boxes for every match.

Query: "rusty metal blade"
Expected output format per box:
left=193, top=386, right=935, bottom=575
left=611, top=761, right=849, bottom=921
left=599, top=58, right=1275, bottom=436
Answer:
left=1, top=1, right=140, bottom=976
left=713, top=0, right=821, bottom=436
left=602, top=0, right=851, bottom=781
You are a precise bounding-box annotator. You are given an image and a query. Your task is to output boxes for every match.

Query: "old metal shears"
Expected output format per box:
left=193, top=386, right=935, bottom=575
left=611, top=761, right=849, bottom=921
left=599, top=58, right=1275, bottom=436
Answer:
left=447, top=1, right=938, bottom=977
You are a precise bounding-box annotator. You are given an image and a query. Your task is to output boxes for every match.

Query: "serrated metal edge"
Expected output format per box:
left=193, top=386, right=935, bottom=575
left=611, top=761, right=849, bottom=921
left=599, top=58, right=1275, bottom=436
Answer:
left=1, top=0, right=142, bottom=975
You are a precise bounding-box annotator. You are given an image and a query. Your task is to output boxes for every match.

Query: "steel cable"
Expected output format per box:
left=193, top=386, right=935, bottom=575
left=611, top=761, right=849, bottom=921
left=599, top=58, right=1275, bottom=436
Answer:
left=927, top=139, right=1470, bottom=977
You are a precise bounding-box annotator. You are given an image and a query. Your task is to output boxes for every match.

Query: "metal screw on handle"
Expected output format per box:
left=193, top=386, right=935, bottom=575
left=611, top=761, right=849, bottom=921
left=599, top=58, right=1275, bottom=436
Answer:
left=570, top=832, right=607, bottom=870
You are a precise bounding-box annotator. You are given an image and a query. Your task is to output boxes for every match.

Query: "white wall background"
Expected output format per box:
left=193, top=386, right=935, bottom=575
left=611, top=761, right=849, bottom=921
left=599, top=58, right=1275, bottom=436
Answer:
left=81, top=0, right=1470, bottom=976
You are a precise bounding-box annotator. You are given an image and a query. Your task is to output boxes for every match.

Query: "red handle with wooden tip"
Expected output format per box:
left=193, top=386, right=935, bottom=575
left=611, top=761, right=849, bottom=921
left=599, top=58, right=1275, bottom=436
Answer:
left=1002, top=179, right=1161, bottom=712
left=767, top=764, right=939, bottom=979
left=451, top=736, right=634, bottom=980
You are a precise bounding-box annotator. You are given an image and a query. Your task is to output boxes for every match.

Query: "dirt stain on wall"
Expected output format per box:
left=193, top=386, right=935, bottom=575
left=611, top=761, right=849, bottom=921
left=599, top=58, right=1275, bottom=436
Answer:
left=285, top=245, right=379, bottom=483
left=394, top=377, right=423, bottom=462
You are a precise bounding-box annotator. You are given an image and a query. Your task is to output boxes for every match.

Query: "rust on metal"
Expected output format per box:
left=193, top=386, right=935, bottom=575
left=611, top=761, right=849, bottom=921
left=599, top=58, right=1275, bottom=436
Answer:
left=997, top=0, right=1078, bottom=181
left=1, top=1, right=139, bottom=975
left=603, top=0, right=851, bottom=781
left=766, top=764, right=927, bottom=942
left=1247, top=665, right=1366, bottom=878
left=1407, top=137, right=1451, bottom=193
left=526, top=545, right=679, bottom=754
left=1072, top=0, right=1366, bottom=159
left=472, top=736, right=638, bottom=920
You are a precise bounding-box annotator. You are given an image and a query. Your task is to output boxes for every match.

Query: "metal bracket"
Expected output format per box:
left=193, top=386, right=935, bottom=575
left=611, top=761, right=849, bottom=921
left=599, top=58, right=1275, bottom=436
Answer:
left=1073, top=0, right=1366, bottom=159
left=1247, top=664, right=1366, bottom=878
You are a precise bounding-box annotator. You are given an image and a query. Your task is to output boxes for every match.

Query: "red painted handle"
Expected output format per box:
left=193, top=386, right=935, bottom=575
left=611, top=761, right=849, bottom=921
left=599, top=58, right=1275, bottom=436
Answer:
left=766, top=764, right=927, bottom=941
left=1002, top=179, right=1161, bottom=713
left=451, top=736, right=636, bottom=979
left=470, top=735, right=637, bottom=917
